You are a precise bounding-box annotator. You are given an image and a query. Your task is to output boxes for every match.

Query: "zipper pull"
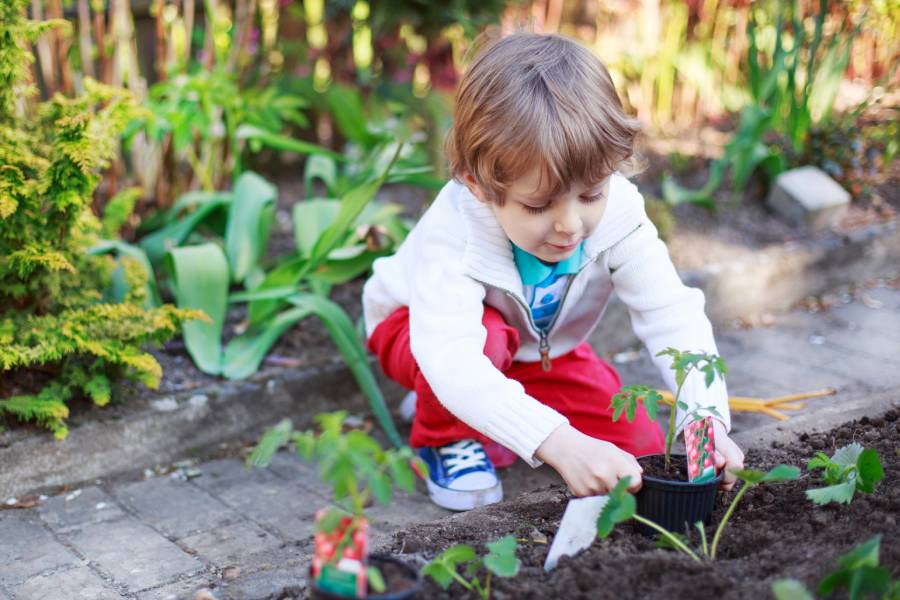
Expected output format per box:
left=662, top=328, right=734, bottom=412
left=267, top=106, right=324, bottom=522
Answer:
left=539, top=331, right=551, bottom=371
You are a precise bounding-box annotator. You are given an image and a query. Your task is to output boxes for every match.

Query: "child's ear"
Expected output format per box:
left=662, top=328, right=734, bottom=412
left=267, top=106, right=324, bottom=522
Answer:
left=461, top=171, right=489, bottom=204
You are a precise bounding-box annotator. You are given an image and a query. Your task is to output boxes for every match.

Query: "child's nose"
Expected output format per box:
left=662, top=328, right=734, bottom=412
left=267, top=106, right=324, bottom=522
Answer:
left=554, top=207, right=581, bottom=236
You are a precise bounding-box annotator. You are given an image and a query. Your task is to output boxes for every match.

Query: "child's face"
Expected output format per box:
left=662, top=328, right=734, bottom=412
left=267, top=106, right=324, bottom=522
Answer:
left=466, top=165, right=610, bottom=263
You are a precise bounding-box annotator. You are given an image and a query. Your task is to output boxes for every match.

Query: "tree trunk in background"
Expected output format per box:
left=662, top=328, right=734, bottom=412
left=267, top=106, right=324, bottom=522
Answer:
left=277, top=0, right=307, bottom=75
left=77, top=0, right=95, bottom=78
left=324, top=7, right=355, bottom=84
left=46, top=0, right=74, bottom=94
left=31, top=0, right=57, bottom=97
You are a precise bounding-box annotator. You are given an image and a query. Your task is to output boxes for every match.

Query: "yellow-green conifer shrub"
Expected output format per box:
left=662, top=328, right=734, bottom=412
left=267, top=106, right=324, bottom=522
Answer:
left=0, top=1, right=201, bottom=439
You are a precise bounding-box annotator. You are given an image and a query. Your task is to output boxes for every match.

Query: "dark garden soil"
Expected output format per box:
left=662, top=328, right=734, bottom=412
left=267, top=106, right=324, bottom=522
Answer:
left=387, top=409, right=900, bottom=600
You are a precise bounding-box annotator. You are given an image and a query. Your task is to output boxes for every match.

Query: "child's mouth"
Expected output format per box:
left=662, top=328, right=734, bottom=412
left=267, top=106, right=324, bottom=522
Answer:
left=547, top=241, right=579, bottom=252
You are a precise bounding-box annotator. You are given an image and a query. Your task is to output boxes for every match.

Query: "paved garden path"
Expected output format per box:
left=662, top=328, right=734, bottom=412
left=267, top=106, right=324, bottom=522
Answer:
left=2, top=284, right=898, bottom=600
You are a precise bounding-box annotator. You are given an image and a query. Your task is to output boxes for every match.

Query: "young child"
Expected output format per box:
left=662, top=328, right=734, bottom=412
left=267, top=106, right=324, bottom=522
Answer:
left=362, top=32, right=745, bottom=511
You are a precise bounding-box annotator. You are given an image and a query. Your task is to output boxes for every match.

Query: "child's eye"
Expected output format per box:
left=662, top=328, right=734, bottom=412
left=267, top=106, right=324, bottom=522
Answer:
left=522, top=203, right=550, bottom=214
left=580, top=192, right=605, bottom=203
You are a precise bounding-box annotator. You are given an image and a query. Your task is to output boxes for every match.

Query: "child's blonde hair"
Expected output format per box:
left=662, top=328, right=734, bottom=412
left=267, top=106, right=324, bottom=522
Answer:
left=446, top=31, right=641, bottom=203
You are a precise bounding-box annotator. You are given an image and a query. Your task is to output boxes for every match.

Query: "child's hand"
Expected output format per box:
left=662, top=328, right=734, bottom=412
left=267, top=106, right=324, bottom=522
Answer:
left=536, top=424, right=643, bottom=497
left=712, top=420, right=745, bottom=491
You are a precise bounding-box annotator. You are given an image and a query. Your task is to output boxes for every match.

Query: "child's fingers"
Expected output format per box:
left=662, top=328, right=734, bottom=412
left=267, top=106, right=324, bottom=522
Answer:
left=714, top=450, right=726, bottom=469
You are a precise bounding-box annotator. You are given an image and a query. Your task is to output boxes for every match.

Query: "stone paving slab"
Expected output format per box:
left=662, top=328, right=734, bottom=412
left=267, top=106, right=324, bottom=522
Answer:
left=9, top=566, right=124, bottom=600
left=61, top=519, right=202, bottom=593
left=0, top=512, right=79, bottom=587
left=114, top=478, right=241, bottom=540
left=38, top=487, right=126, bottom=533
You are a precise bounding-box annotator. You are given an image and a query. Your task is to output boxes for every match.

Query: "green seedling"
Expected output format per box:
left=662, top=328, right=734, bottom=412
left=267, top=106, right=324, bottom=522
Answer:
left=773, top=535, right=900, bottom=600
left=806, top=443, right=884, bottom=505
left=598, top=465, right=799, bottom=561
left=248, top=411, right=427, bottom=594
left=611, top=348, right=726, bottom=469
left=423, top=535, right=520, bottom=599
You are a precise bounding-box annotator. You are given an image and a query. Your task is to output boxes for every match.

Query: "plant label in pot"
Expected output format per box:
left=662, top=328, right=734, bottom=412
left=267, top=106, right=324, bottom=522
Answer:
left=313, top=509, right=370, bottom=597
left=685, top=417, right=717, bottom=483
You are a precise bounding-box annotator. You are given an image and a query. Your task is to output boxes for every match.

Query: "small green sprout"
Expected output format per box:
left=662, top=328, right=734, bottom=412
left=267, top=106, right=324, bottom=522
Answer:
left=773, top=535, right=899, bottom=600
left=611, top=348, right=726, bottom=469
left=597, top=465, right=799, bottom=562
left=805, top=443, right=884, bottom=505
left=423, top=535, right=520, bottom=599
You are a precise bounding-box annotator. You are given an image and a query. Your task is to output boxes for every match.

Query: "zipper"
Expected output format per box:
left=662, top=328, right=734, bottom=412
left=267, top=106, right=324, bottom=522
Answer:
left=472, top=223, right=642, bottom=372
left=499, top=266, right=579, bottom=372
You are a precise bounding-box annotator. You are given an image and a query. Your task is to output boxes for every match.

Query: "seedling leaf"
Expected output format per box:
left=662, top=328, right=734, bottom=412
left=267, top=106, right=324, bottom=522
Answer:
left=246, top=419, right=293, bottom=467
left=370, top=471, right=392, bottom=506
left=366, top=566, right=386, bottom=593
left=423, top=545, right=477, bottom=589
left=388, top=457, right=415, bottom=493
left=484, top=535, right=520, bottom=578
left=831, top=442, right=864, bottom=468
left=856, top=449, right=884, bottom=492
left=596, top=477, right=636, bottom=538
left=807, top=481, right=856, bottom=505
left=772, top=579, right=815, bottom=600
left=761, top=465, right=801, bottom=483
left=806, top=444, right=883, bottom=504
left=655, top=530, right=689, bottom=550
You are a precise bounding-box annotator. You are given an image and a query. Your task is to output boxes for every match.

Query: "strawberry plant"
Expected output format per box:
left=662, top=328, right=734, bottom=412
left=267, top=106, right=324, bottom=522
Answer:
left=773, top=535, right=900, bottom=600
left=248, top=411, right=426, bottom=595
left=611, top=348, right=726, bottom=469
left=597, top=464, right=799, bottom=561
left=423, top=535, right=521, bottom=599
left=805, top=443, right=884, bottom=505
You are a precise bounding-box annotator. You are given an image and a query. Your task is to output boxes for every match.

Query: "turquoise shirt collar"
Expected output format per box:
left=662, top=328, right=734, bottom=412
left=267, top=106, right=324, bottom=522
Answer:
left=512, top=242, right=584, bottom=286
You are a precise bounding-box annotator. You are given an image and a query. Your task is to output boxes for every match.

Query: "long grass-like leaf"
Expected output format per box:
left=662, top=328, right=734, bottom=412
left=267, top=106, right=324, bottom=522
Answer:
left=140, top=199, right=229, bottom=264
left=286, top=294, right=402, bottom=447
left=166, top=244, right=229, bottom=375
left=225, top=171, right=276, bottom=283
left=236, top=124, right=345, bottom=161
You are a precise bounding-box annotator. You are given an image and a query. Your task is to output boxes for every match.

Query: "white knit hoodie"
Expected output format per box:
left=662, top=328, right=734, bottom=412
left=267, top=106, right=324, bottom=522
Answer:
left=363, top=174, right=730, bottom=467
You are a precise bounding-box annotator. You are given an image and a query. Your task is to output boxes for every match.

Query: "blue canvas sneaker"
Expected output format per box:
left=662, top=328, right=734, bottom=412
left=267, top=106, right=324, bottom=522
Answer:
left=417, top=440, right=503, bottom=511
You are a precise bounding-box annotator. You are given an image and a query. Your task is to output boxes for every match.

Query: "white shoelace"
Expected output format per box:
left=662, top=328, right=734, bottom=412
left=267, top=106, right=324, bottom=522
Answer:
left=439, top=440, right=488, bottom=476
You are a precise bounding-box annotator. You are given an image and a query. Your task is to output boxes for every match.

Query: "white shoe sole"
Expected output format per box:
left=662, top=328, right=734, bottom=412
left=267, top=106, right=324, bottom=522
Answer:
left=426, top=478, right=504, bottom=511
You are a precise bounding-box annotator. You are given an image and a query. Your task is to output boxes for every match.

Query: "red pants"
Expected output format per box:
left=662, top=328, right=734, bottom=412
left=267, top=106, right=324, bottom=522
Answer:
left=368, top=306, right=664, bottom=462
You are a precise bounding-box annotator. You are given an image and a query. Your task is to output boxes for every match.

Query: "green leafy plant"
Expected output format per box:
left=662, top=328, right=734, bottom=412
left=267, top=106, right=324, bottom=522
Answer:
left=662, top=1, right=862, bottom=208
left=248, top=411, right=425, bottom=594
left=423, top=535, right=520, bottom=599
left=157, top=149, right=406, bottom=445
left=805, top=443, right=884, bottom=505
left=773, top=535, right=900, bottom=600
left=598, top=465, right=799, bottom=562
left=611, top=348, right=726, bottom=469
left=0, top=1, right=199, bottom=438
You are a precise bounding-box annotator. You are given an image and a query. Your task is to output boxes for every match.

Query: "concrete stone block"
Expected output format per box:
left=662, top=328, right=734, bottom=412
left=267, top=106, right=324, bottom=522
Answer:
left=767, top=166, right=850, bottom=230
left=216, top=565, right=306, bottom=600
left=178, top=520, right=283, bottom=568
left=63, top=519, right=201, bottom=593
left=11, top=566, right=124, bottom=600
left=0, top=512, right=78, bottom=586
left=191, top=459, right=322, bottom=542
left=38, top=487, right=125, bottom=533
left=135, top=577, right=214, bottom=600
left=115, top=477, right=239, bottom=539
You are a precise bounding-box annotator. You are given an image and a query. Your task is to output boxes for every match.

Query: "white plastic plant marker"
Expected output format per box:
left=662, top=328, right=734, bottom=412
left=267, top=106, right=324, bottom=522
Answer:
left=544, top=495, right=609, bottom=571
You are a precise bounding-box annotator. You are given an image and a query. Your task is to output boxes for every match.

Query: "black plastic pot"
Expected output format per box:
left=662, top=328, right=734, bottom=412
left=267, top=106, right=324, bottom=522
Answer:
left=310, top=554, right=422, bottom=600
left=634, top=453, right=722, bottom=536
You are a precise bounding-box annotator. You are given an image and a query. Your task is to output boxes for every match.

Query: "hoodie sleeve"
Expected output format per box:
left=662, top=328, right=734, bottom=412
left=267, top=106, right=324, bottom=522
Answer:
left=607, top=199, right=731, bottom=433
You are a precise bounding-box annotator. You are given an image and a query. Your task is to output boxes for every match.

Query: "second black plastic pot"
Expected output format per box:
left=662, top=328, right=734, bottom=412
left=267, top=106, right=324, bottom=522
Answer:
left=310, top=554, right=422, bottom=600
left=634, top=453, right=722, bottom=536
